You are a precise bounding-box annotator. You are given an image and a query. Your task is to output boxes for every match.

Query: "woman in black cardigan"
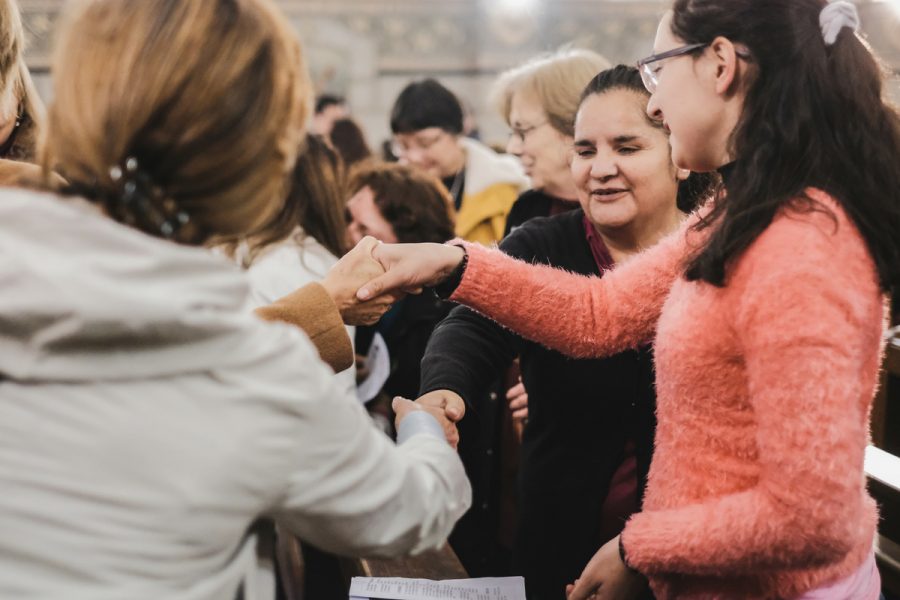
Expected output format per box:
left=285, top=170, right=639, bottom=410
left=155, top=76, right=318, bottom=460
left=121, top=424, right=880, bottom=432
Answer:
left=417, top=66, right=715, bottom=600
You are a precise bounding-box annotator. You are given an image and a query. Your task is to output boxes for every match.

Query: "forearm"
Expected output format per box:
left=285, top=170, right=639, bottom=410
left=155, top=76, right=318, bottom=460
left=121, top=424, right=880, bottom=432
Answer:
left=419, top=306, right=517, bottom=406
left=622, top=471, right=865, bottom=576
left=624, top=206, right=883, bottom=576
left=255, top=282, right=353, bottom=372
left=274, top=388, right=470, bottom=557
left=450, top=233, right=684, bottom=358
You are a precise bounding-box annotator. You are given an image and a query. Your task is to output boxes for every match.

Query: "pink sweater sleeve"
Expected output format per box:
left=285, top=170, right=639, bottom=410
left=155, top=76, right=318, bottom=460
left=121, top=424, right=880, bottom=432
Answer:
left=621, top=199, right=884, bottom=575
left=450, top=220, right=690, bottom=358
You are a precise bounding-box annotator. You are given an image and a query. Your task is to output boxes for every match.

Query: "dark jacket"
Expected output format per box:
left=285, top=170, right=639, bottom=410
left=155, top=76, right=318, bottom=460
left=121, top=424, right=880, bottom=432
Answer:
left=503, top=189, right=579, bottom=238
left=357, top=292, right=454, bottom=402
left=420, top=209, right=657, bottom=600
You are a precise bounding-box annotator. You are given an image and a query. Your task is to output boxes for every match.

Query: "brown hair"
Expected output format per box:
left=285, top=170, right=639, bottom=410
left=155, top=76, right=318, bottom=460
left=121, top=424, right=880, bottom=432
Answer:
left=492, top=48, right=610, bottom=136
left=0, top=0, right=45, bottom=161
left=42, top=0, right=309, bottom=246
left=241, top=134, right=348, bottom=265
left=329, top=118, right=371, bottom=168
left=348, top=161, right=455, bottom=244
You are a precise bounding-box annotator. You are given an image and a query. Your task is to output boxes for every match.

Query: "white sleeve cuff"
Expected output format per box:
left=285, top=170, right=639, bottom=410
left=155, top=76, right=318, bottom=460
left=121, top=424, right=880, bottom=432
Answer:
left=396, top=410, right=446, bottom=445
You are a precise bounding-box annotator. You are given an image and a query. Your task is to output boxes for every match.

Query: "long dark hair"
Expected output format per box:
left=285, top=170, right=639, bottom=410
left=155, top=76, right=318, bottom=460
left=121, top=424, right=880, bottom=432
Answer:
left=580, top=64, right=718, bottom=213
left=671, top=0, right=900, bottom=290
left=330, top=118, right=372, bottom=168
left=241, top=134, right=348, bottom=263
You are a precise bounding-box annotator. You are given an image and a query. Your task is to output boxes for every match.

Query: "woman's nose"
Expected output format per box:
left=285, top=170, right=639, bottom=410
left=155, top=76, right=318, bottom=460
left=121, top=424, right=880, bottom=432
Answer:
left=646, top=94, right=663, bottom=122
left=590, top=153, right=617, bottom=180
left=506, top=134, right=523, bottom=157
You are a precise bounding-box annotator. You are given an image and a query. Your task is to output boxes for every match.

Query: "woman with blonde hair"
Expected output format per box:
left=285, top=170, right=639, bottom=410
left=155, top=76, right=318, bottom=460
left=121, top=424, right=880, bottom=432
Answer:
left=0, top=1, right=469, bottom=598
left=493, top=48, right=609, bottom=234
left=0, top=0, right=43, bottom=163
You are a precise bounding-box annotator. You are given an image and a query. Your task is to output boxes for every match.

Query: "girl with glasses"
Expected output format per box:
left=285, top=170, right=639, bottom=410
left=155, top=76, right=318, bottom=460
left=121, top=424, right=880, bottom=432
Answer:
left=356, top=0, right=900, bottom=598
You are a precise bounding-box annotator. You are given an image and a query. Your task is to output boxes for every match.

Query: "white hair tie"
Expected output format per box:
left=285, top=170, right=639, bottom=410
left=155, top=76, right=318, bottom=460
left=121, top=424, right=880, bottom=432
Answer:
left=819, top=1, right=860, bottom=46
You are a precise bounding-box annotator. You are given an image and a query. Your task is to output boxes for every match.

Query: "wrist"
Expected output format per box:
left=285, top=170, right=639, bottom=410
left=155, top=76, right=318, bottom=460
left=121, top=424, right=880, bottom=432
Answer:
left=618, top=535, right=637, bottom=573
left=432, top=244, right=468, bottom=299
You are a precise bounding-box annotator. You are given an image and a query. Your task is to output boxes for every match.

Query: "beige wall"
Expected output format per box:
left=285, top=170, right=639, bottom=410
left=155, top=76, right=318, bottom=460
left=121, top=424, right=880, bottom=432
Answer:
left=19, top=0, right=900, bottom=149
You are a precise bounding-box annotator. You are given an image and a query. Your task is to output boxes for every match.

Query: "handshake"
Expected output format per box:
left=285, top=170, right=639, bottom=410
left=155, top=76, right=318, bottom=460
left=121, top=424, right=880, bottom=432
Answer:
left=321, top=236, right=467, bottom=326
left=319, top=236, right=470, bottom=448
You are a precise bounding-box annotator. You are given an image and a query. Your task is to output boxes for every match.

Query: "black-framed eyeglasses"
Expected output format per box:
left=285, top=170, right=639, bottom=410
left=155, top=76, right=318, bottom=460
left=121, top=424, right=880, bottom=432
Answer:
left=636, top=42, right=709, bottom=94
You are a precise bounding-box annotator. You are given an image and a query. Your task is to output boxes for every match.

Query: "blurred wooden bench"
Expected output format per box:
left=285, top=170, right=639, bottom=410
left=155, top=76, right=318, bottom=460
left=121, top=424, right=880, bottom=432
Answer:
left=341, top=544, right=467, bottom=580
left=275, top=533, right=466, bottom=600
left=866, top=444, right=900, bottom=595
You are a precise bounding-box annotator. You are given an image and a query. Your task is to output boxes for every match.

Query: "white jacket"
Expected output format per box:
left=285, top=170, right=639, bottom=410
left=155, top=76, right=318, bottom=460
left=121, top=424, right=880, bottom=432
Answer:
left=0, top=190, right=471, bottom=600
left=244, top=229, right=356, bottom=398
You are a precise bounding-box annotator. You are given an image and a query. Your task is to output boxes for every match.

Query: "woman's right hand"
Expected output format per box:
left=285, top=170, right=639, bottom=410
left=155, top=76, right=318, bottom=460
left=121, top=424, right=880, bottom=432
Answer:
left=393, top=397, right=460, bottom=449
left=507, top=380, right=529, bottom=423
left=357, top=242, right=466, bottom=301
left=321, top=236, right=399, bottom=325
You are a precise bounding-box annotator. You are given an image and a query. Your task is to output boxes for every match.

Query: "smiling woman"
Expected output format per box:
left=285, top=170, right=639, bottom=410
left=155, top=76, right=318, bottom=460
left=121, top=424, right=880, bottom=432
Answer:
left=390, top=78, right=527, bottom=244
left=411, top=65, right=716, bottom=600
left=491, top=48, right=611, bottom=234
left=571, top=78, right=687, bottom=261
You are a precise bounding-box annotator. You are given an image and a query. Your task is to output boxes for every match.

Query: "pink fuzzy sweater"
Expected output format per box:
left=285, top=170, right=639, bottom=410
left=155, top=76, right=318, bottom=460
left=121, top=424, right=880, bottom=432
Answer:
left=451, top=189, right=883, bottom=599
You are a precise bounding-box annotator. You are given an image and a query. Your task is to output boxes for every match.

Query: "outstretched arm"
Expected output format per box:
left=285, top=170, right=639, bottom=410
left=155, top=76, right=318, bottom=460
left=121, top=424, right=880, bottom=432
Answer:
left=360, top=224, right=689, bottom=359
left=446, top=230, right=685, bottom=358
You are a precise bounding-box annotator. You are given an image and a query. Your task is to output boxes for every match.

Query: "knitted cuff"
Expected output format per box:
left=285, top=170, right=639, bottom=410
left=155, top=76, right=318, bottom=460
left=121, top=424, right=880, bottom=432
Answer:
left=619, top=535, right=638, bottom=572
left=432, top=244, right=469, bottom=300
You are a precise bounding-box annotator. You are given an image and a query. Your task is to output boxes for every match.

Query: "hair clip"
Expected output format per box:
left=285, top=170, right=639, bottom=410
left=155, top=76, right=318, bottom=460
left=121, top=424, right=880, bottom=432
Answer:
left=819, top=1, right=860, bottom=46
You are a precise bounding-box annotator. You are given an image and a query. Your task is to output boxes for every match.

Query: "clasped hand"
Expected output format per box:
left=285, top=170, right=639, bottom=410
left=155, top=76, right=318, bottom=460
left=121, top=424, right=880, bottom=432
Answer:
left=321, top=236, right=401, bottom=326
left=566, top=536, right=646, bottom=600
left=325, top=238, right=468, bottom=446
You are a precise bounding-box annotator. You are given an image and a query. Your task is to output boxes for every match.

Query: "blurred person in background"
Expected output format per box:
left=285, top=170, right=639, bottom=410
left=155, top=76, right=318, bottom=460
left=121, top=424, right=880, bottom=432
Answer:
left=389, top=78, right=527, bottom=244
left=329, top=117, right=372, bottom=169
left=493, top=48, right=610, bottom=235
left=310, top=93, right=347, bottom=137
left=347, top=161, right=457, bottom=407
left=236, top=134, right=358, bottom=397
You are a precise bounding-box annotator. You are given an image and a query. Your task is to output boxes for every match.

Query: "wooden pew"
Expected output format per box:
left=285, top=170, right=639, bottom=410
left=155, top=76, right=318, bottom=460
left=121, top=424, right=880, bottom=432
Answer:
left=873, top=333, right=900, bottom=451
left=274, top=533, right=467, bottom=600
left=866, top=444, right=900, bottom=595
left=342, top=544, right=467, bottom=581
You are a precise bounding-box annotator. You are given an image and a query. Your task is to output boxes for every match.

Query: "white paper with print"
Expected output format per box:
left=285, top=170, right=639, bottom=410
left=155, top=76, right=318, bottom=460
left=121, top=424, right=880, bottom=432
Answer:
left=349, top=576, right=526, bottom=600
left=356, top=332, right=390, bottom=404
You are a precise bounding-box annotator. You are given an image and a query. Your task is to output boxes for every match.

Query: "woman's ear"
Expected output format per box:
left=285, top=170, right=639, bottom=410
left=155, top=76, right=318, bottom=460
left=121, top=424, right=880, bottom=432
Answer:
left=708, top=36, right=741, bottom=96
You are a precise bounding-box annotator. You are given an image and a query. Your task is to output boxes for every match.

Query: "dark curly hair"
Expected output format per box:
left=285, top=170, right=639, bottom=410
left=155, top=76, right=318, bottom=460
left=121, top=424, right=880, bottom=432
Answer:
left=348, top=160, right=455, bottom=244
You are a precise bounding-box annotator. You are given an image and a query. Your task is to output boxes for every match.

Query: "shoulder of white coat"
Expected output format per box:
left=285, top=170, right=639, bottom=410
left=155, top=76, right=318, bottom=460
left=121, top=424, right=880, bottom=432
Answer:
left=460, top=137, right=529, bottom=195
